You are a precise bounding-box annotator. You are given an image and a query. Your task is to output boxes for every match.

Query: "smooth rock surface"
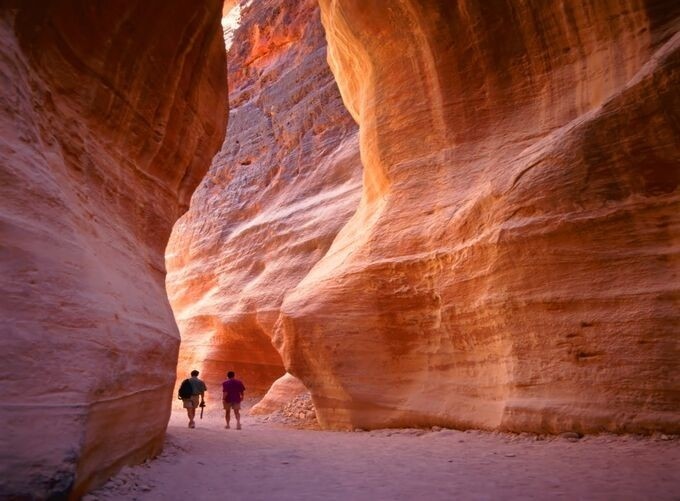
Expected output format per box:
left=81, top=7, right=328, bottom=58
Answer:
left=250, top=373, right=309, bottom=415
left=275, top=0, right=680, bottom=433
left=166, top=0, right=361, bottom=395
left=0, top=1, right=226, bottom=498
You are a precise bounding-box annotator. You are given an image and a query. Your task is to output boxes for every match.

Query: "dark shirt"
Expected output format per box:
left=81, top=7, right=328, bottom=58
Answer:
left=222, top=379, right=246, bottom=403
left=189, top=377, right=207, bottom=396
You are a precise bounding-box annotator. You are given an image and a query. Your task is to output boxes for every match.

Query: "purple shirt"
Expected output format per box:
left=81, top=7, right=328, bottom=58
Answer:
left=222, top=378, right=246, bottom=403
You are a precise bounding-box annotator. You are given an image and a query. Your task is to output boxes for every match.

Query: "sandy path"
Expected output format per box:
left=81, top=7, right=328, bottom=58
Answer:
left=87, top=408, right=679, bottom=501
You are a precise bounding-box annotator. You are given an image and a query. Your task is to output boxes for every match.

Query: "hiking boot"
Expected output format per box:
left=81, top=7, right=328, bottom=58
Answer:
left=189, top=421, right=195, bottom=429
left=225, top=424, right=230, bottom=429
left=236, top=423, right=242, bottom=430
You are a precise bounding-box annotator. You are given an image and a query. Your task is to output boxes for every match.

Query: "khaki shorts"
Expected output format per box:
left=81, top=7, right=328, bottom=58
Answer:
left=183, top=395, right=200, bottom=409
left=223, top=401, right=241, bottom=411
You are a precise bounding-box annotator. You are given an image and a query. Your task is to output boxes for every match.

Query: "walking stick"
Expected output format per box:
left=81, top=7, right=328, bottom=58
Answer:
left=199, top=400, right=205, bottom=419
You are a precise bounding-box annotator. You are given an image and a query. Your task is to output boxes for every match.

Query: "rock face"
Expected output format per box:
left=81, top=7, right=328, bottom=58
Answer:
left=0, top=1, right=226, bottom=498
left=250, top=373, right=308, bottom=415
left=275, top=0, right=680, bottom=433
left=166, top=0, right=361, bottom=395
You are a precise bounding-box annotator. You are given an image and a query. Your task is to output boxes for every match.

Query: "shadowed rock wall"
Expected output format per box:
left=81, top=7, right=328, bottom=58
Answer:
left=275, top=0, right=680, bottom=433
left=166, top=0, right=361, bottom=395
left=0, top=1, right=226, bottom=497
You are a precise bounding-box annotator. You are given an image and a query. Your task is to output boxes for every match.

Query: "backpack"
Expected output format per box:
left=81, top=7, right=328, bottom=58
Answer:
left=178, top=378, right=193, bottom=399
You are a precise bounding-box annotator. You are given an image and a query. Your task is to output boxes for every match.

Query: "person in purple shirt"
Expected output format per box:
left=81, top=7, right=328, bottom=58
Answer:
left=222, top=371, right=246, bottom=430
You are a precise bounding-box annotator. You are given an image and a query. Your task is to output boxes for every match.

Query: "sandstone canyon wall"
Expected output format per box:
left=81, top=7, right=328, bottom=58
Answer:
left=166, top=0, right=361, bottom=395
left=250, top=373, right=309, bottom=415
left=274, top=0, right=680, bottom=433
left=0, top=1, right=226, bottom=498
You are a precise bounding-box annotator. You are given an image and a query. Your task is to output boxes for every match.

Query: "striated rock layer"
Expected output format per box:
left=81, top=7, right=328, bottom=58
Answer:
left=275, top=0, right=680, bottom=433
left=166, top=0, right=361, bottom=395
left=0, top=1, right=226, bottom=498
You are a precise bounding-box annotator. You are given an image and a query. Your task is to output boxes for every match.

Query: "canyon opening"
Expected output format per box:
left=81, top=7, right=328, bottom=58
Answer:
left=1, top=0, right=678, bottom=500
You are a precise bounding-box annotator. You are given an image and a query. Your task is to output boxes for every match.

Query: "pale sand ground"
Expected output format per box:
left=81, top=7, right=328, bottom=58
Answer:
left=87, top=406, right=679, bottom=501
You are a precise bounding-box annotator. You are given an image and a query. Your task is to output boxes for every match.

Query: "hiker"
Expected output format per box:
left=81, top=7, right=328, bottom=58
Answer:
left=179, top=369, right=206, bottom=429
left=222, top=371, right=246, bottom=430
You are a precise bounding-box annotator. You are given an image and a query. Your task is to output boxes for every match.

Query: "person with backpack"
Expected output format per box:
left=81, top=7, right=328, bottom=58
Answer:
left=222, top=371, right=246, bottom=430
left=178, top=369, right=207, bottom=429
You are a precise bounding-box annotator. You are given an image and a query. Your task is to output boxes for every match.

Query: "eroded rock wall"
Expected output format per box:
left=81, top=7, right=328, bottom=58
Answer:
left=0, top=1, right=226, bottom=497
left=275, top=0, right=680, bottom=433
left=250, top=373, right=308, bottom=415
left=166, top=0, right=361, bottom=394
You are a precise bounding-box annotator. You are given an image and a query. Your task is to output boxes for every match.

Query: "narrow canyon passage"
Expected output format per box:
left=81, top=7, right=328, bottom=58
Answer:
left=169, top=0, right=680, bottom=436
left=1, top=0, right=679, bottom=499
left=165, top=0, right=361, bottom=397
left=87, top=408, right=680, bottom=501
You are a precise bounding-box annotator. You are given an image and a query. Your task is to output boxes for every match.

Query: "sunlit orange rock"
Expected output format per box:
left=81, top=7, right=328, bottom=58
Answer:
left=250, top=373, right=308, bottom=415
left=276, top=0, right=680, bottom=433
left=166, top=0, right=361, bottom=395
left=0, top=1, right=226, bottom=497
